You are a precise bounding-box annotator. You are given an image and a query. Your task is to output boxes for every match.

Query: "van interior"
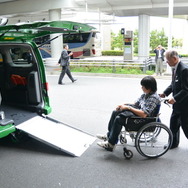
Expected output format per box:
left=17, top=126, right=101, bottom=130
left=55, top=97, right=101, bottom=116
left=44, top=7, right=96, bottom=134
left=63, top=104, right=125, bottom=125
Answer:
left=0, top=44, right=44, bottom=126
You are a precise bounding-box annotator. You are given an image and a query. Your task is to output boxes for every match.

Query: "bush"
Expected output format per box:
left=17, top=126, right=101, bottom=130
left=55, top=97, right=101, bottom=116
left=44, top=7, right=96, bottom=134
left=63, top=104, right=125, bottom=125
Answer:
left=102, top=51, right=188, bottom=58
left=102, top=50, right=123, bottom=56
left=179, top=54, right=188, bottom=57
left=102, top=50, right=139, bottom=57
left=70, top=65, right=154, bottom=75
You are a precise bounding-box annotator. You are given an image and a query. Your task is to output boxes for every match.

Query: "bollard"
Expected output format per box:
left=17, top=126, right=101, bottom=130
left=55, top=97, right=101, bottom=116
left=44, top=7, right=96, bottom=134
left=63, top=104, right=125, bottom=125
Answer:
left=112, top=60, right=116, bottom=73
left=143, top=59, right=146, bottom=74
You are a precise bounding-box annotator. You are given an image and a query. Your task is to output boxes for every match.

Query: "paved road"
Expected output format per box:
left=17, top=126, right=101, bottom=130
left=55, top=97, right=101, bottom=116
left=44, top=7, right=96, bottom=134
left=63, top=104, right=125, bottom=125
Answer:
left=0, top=74, right=188, bottom=188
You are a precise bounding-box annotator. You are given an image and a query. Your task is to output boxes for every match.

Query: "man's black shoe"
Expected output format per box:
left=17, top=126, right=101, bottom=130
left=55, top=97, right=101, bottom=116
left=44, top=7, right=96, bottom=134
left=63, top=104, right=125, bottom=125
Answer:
left=58, top=82, right=65, bottom=85
left=170, top=144, right=178, bottom=149
left=72, top=79, right=77, bottom=83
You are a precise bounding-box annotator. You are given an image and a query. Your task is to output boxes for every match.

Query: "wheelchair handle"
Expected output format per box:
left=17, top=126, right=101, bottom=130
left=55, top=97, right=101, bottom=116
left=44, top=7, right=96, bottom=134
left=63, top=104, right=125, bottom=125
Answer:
left=161, top=98, right=171, bottom=107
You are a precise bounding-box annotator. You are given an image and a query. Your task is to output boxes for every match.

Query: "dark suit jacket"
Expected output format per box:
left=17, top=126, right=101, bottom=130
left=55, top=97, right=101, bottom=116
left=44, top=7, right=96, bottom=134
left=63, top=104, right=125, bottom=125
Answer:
left=164, top=61, right=188, bottom=111
left=59, top=49, right=70, bottom=66
left=154, top=48, right=165, bottom=61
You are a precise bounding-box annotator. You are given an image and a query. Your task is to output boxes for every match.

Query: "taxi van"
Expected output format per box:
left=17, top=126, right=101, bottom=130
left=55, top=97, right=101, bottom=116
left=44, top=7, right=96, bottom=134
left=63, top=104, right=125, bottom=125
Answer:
left=0, top=20, right=95, bottom=156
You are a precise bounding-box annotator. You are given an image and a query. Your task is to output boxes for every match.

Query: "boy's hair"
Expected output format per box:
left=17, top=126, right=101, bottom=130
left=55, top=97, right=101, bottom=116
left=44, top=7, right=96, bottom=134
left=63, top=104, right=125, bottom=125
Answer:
left=141, top=76, right=157, bottom=92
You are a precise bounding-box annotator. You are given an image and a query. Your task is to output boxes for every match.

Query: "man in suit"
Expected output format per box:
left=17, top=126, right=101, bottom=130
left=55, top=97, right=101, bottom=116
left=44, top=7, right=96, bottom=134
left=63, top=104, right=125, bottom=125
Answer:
left=154, top=45, right=165, bottom=76
left=160, top=50, right=188, bottom=149
left=58, top=44, right=77, bottom=85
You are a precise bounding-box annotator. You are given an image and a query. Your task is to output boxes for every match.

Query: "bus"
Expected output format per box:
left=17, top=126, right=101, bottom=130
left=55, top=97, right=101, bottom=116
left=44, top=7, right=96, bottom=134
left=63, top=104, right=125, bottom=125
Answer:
left=34, top=31, right=101, bottom=59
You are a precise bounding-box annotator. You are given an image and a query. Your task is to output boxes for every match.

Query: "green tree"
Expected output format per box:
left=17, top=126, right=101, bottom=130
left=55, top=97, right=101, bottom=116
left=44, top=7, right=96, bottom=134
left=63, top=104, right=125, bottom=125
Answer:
left=133, top=29, right=138, bottom=53
left=111, top=31, right=124, bottom=50
left=172, top=37, right=183, bottom=49
left=150, top=28, right=168, bottom=51
left=111, top=29, right=183, bottom=53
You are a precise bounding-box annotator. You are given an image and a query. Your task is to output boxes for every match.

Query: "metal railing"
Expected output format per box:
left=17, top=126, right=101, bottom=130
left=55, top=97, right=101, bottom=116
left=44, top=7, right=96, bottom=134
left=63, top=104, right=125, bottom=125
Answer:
left=70, top=57, right=154, bottom=73
left=45, top=57, right=188, bottom=74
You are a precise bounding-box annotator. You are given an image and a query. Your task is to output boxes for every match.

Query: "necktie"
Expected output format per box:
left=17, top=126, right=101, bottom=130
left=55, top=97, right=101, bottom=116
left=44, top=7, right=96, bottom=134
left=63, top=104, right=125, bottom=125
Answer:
left=172, top=68, right=175, bottom=81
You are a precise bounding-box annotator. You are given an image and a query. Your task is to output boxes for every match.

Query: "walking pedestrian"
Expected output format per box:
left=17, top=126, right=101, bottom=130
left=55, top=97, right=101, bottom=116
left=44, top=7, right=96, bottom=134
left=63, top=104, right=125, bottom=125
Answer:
left=58, top=44, right=77, bottom=85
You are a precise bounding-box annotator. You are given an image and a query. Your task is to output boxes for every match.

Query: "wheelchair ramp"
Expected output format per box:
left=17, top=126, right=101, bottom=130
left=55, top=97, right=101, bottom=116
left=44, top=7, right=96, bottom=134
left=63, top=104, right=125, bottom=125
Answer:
left=16, top=116, right=96, bottom=157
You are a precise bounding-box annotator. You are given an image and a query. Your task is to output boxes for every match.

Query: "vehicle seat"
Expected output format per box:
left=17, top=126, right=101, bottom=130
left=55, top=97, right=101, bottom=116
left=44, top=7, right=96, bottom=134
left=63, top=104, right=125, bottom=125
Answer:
left=10, top=74, right=27, bottom=86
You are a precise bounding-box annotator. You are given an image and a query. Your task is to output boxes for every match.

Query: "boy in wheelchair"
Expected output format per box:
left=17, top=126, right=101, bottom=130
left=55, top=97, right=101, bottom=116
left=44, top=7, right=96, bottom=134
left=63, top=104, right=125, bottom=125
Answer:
left=97, top=76, right=161, bottom=151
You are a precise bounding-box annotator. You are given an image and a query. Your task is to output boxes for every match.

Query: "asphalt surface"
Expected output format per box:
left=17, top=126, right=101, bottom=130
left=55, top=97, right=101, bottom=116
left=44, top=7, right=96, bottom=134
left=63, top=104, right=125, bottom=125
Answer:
left=0, top=73, right=188, bottom=188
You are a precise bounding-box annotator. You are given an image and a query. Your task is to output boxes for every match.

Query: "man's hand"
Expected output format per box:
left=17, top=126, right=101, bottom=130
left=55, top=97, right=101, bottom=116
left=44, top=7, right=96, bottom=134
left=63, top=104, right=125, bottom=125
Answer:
left=159, top=93, right=165, bottom=98
left=168, top=98, right=176, bottom=104
left=116, top=105, right=122, bottom=111
left=116, top=104, right=129, bottom=111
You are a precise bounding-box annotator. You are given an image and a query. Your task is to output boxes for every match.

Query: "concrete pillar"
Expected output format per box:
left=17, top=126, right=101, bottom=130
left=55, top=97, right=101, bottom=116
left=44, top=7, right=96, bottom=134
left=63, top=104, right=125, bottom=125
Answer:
left=49, top=9, right=63, bottom=59
left=182, top=19, right=188, bottom=54
left=138, top=15, right=150, bottom=60
left=166, top=0, right=174, bottom=74
left=101, top=24, right=111, bottom=51
left=168, top=0, right=173, bottom=50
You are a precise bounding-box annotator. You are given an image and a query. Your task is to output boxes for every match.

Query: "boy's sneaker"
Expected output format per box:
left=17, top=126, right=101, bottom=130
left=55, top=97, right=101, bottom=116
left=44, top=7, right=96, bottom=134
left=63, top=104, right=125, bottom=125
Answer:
left=97, top=141, right=114, bottom=152
left=96, top=134, right=107, bottom=141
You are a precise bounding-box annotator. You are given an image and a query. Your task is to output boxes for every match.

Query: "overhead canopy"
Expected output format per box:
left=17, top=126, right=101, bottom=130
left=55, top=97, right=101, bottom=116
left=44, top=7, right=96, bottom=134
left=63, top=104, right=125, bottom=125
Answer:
left=0, top=0, right=188, bottom=18
left=75, top=0, right=188, bottom=18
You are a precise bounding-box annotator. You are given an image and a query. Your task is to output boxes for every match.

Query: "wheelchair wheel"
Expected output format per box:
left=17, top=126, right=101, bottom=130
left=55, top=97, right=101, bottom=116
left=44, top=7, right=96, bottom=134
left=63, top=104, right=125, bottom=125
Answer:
left=120, top=134, right=127, bottom=144
left=135, top=122, right=172, bottom=158
left=123, top=148, right=133, bottom=160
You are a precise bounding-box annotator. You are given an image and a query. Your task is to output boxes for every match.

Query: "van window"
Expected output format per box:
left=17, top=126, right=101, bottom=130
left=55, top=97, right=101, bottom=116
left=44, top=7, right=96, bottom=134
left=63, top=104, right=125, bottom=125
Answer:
left=10, top=47, right=33, bottom=64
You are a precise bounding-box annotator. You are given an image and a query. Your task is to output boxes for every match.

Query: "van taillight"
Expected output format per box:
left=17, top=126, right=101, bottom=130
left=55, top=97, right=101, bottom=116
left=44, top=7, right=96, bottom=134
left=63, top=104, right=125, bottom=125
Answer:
left=44, top=82, right=49, bottom=91
left=92, top=49, right=96, bottom=54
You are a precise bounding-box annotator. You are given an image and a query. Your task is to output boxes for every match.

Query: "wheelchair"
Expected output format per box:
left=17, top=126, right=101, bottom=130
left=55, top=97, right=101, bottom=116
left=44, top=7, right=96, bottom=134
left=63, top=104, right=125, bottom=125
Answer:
left=118, top=109, right=173, bottom=160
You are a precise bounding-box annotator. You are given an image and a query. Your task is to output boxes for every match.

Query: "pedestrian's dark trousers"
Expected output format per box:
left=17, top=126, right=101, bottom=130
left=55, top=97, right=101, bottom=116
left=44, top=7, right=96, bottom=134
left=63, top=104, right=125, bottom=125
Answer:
left=58, top=65, right=74, bottom=83
left=107, top=110, right=127, bottom=145
left=170, top=110, right=188, bottom=147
